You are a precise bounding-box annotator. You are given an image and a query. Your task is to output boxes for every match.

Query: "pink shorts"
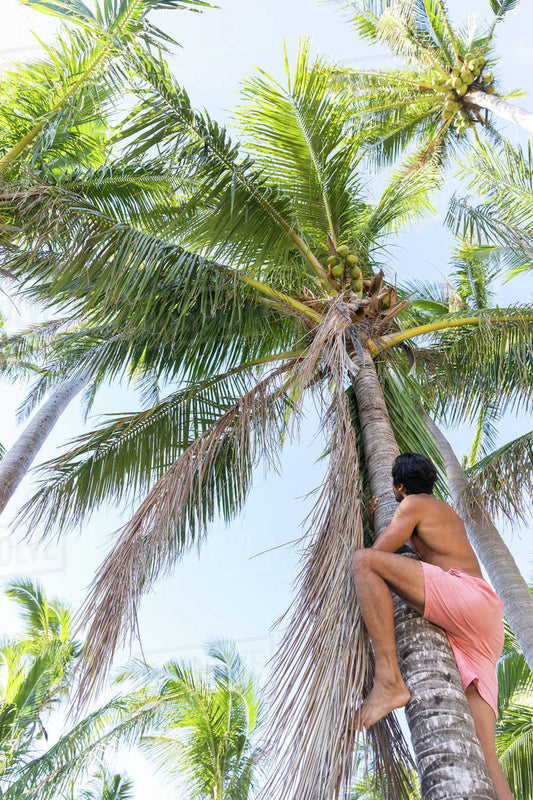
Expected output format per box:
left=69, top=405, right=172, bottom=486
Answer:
left=422, top=562, right=505, bottom=717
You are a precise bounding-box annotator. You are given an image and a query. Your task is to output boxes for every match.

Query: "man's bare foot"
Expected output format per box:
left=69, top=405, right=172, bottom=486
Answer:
left=356, top=677, right=411, bottom=730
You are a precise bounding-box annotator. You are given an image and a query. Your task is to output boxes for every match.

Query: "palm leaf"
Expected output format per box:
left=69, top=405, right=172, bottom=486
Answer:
left=465, top=431, right=533, bottom=522
left=234, top=40, right=363, bottom=246
left=18, top=358, right=300, bottom=538
left=488, top=0, right=522, bottom=19
left=72, top=364, right=299, bottom=709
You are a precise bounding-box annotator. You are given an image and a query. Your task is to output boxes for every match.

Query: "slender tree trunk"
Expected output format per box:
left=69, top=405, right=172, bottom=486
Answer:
left=425, top=415, right=533, bottom=673
left=0, top=373, right=89, bottom=516
left=351, top=350, right=494, bottom=800
left=466, top=90, right=533, bottom=133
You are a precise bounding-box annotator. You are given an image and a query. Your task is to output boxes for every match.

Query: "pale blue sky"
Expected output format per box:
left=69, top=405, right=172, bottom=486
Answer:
left=1, top=0, right=533, bottom=795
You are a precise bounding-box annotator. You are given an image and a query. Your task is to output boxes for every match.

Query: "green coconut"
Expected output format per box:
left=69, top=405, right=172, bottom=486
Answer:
left=331, top=263, right=344, bottom=278
left=346, top=254, right=358, bottom=267
left=327, top=255, right=339, bottom=267
left=352, top=279, right=363, bottom=292
left=336, top=244, right=350, bottom=259
left=350, top=266, right=362, bottom=279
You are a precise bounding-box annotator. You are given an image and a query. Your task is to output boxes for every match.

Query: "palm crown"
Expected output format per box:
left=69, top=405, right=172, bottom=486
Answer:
left=333, top=0, right=528, bottom=169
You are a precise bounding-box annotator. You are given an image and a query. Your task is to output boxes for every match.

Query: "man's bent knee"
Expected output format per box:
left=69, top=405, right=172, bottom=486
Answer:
left=352, top=548, right=375, bottom=578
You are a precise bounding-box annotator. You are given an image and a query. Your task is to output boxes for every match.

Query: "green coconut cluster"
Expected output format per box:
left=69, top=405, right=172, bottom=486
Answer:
left=326, top=244, right=363, bottom=293
left=431, top=51, right=495, bottom=135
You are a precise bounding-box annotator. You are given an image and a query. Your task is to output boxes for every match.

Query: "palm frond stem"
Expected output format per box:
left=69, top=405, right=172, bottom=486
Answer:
left=376, top=313, right=533, bottom=351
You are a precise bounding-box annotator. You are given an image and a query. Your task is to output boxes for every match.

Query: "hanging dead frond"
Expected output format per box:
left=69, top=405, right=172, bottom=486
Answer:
left=72, top=363, right=299, bottom=712
left=259, top=305, right=413, bottom=800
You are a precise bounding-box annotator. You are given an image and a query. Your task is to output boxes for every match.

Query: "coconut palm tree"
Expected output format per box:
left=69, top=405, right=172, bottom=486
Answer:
left=7, top=39, right=533, bottom=799
left=329, top=0, right=531, bottom=168
left=5, top=641, right=263, bottom=800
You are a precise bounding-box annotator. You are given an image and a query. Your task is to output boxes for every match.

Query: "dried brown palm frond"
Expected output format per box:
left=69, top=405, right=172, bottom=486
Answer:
left=259, top=305, right=413, bottom=800
left=71, top=362, right=300, bottom=712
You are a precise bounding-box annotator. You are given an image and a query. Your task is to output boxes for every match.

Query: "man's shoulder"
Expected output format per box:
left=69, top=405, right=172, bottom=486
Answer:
left=399, top=493, right=447, bottom=515
left=401, top=493, right=431, bottom=507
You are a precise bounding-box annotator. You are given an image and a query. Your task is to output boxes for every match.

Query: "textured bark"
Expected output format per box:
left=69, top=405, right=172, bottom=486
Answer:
left=0, top=374, right=89, bottom=516
left=465, top=90, right=533, bottom=133
left=426, top=416, right=533, bottom=673
left=351, top=350, right=494, bottom=800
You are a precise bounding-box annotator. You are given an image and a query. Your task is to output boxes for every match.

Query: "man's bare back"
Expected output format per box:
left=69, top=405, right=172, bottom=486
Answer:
left=398, top=493, right=483, bottom=578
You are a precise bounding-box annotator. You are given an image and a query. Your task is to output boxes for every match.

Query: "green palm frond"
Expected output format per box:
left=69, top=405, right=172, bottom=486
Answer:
left=234, top=40, right=363, bottom=247
left=18, top=357, right=300, bottom=538
left=388, top=306, right=533, bottom=424
left=497, top=702, right=533, bottom=800
left=4, top=183, right=291, bottom=337
left=0, top=0, right=210, bottom=175
left=497, top=618, right=533, bottom=712
left=488, top=0, right=522, bottom=22
left=116, top=47, right=328, bottom=285
left=72, top=364, right=300, bottom=708
left=465, top=430, right=533, bottom=522
left=449, top=141, right=533, bottom=266
left=1, top=692, right=159, bottom=799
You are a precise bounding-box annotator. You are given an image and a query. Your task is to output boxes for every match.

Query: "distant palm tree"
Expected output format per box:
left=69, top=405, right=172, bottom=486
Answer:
left=496, top=614, right=533, bottom=800
left=0, top=579, right=80, bottom=789
left=331, top=0, right=531, bottom=168
left=6, top=641, right=263, bottom=800
left=74, top=768, right=135, bottom=800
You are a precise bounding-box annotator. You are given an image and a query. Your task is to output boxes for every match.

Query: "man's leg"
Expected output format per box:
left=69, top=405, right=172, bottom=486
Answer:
left=465, top=685, right=514, bottom=800
left=351, top=549, right=425, bottom=729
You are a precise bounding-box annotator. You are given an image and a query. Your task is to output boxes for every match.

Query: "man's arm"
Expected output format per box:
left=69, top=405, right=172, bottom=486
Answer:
left=372, top=496, right=422, bottom=552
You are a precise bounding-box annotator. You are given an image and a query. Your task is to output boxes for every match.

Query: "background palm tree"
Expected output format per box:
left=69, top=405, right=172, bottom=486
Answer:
left=330, top=0, right=531, bottom=169
left=6, top=640, right=264, bottom=800
left=496, top=614, right=533, bottom=799
left=0, top=579, right=80, bottom=790
left=72, top=768, right=135, bottom=800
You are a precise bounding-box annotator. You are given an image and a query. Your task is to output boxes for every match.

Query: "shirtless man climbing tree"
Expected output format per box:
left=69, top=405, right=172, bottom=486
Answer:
left=351, top=452, right=513, bottom=800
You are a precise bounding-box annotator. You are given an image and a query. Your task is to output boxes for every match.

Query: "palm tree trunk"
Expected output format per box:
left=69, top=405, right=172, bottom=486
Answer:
left=466, top=91, right=533, bottom=133
left=350, top=350, right=495, bottom=800
left=0, top=373, right=89, bottom=516
left=425, top=415, right=533, bottom=673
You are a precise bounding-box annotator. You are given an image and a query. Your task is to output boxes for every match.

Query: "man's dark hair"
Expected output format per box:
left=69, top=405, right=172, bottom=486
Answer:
left=392, top=452, right=437, bottom=495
